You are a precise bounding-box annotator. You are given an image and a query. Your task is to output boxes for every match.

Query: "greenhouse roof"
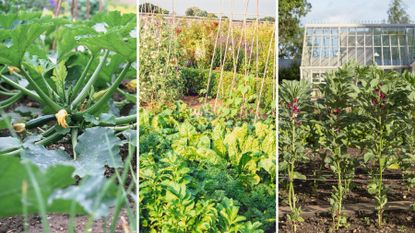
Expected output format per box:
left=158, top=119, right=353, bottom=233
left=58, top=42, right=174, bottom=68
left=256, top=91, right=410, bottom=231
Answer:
left=301, top=23, right=415, bottom=69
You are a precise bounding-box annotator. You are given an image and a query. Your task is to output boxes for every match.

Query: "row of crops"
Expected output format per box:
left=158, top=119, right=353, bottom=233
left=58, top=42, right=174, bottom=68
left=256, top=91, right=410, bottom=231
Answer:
left=139, top=15, right=275, bottom=112
left=0, top=10, right=137, bottom=232
left=279, top=63, right=415, bottom=232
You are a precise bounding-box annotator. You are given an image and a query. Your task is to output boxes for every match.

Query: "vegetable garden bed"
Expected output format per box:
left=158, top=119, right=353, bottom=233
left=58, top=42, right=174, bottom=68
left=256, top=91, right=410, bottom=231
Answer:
left=139, top=7, right=276, bottom=232
left=0, top=10, right=137, bottom=232
left=279, top=64, right=415, bottom=232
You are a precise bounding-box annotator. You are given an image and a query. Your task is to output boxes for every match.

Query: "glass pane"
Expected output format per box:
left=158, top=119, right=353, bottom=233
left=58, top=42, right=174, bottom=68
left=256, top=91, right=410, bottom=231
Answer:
left=312, top=49, right=320, bottom=58
left=392, top=47, right=400, bottom=65
left=383, top=48, right=391, bottom=65
left=398, top=35, right=406, bottom=46
left=340, top=34, right=347, bottom=46
left=357, top=36, right=364, bottom=46
left=374, top=35, right=381, bottom=46
left=365, top=35, right=373, bottom=46
left=314, top=36, right=321, bottom=47
left=383, top=35, right=390, bottom=46
left=401, top=47, right=408, bottom=64
left=323, top=36, right=330, bottom=47
left=390, top=35, right=398, bottom=46
left=375, top=47, right=382, bottom=65
left=332, top=35, right=339, bottom=47
left=348, top=36, right=356, bottom=46
left=366, top=47, right=374, bottom=65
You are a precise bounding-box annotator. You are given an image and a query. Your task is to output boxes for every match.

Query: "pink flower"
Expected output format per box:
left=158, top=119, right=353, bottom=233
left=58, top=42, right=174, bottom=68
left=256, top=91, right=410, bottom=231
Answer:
left=333, top=108, right=341, bottom=115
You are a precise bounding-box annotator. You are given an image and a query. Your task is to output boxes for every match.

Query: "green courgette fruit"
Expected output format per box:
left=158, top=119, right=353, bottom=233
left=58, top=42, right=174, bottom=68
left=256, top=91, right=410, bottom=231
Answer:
left=35, top=131, right=65, bottom=146
left=26, top=114, right=56, bottom=129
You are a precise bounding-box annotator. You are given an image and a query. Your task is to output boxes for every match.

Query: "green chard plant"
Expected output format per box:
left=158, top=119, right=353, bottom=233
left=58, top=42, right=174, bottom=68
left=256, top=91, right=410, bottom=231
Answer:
left=279, top=80, right=311, bottom=232
left=139, top=102, right=275, bottom=232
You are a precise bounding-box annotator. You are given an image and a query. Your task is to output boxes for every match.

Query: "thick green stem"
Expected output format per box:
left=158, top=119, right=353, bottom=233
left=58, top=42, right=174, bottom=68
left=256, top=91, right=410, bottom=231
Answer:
left=0, top=92, right=23, bottom=109
left=71, top=54, right=95, bottom=99
left=71, top=128, right=78, bottom=160
left=289, top=119, right=298, bottom=233
left=96, top=114, right=137, bottom=126
left=0, top=89, right=19, bottom=96
left=20, top=68, right=62, bottom=112
left=377, top=116, right=384, bottom=227
left=80, top=62, right=132, bottom=115
left=71, top=50, right=109, bottom=109
left=336, top=159, right=343, bottom=230
left=0, top=74, right=41, bottom=102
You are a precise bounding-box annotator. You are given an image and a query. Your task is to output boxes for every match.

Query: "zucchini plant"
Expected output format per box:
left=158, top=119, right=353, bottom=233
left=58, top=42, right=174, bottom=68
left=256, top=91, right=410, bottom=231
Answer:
left=0, top=11, right=136, bottom=161
left=279, top=80, right=311, bottom=232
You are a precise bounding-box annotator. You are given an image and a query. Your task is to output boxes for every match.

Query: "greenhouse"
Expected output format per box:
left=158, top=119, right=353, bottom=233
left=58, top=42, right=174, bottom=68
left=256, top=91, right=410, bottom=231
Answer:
left=300, top=23, right=415, bottom=87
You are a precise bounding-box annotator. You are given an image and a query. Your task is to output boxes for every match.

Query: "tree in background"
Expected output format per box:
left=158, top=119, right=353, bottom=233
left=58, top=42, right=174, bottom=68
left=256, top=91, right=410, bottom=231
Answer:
left=0, top=0, right=48, bottom=12
left=139, top=3, right=169, bottom=14
left=278, top=0, right=311, bottom=59
left=262, top=16, right=275, bottom=22
left=279, top=0, right=311, bottom=82
left=387, top=0, right=411, bottom=24
left=185, top=6, right=208, bottom=17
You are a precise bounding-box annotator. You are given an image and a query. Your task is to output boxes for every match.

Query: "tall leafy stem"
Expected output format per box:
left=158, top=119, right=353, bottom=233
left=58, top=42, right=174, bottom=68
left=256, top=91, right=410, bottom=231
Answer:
left=71, top=50, right=109, bottom=109
left=279, top=80, right=311, bottom=232
left=355, top=67, right=406, bottom=227
left=315, top=68, right=357, bottom=230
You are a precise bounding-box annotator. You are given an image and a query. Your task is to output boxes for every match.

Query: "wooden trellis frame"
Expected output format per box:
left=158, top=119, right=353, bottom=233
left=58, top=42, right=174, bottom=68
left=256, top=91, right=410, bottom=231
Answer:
left=139, top=0, right=276, bottom=117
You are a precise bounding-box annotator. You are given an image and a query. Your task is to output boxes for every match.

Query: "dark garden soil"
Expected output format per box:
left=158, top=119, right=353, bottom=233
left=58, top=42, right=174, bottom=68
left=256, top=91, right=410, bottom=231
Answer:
left=181, top=95, right=222, bottom=110
left=279, top=152, right=415, bottom=233
left=0, top=209, right=131, bottom=233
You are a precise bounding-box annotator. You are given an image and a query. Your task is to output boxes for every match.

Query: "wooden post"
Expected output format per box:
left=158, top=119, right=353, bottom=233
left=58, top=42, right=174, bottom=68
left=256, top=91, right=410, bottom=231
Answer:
left=86, top=0, right=91, bottom=19
left=54, top=0, right=62, bottom=17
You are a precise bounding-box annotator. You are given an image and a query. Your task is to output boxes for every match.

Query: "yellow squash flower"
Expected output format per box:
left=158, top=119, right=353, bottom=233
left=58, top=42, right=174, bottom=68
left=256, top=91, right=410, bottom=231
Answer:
left=13, top=123, right=25, bottom=133
left=55, top=109, right=69, bottom=128
left=125, top=79, right=137, bottom=91
left=8, top=66, right=20, bottom=74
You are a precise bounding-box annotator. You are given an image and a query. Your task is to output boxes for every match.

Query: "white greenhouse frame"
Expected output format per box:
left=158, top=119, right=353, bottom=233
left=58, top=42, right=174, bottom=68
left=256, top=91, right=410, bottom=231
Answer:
left=300, top=23, right=415, bottom=92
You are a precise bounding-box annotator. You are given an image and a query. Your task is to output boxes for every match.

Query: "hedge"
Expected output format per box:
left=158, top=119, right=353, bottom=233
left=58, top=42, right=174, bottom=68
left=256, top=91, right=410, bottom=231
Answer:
left=180, top=67, right=274, bottom=108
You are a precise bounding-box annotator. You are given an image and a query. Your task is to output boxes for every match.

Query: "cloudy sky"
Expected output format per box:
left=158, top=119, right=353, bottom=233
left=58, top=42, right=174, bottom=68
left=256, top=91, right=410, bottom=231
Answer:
left=302, top=0, right=415, bottom=24
left=141, top=0, right=276, bottom=19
